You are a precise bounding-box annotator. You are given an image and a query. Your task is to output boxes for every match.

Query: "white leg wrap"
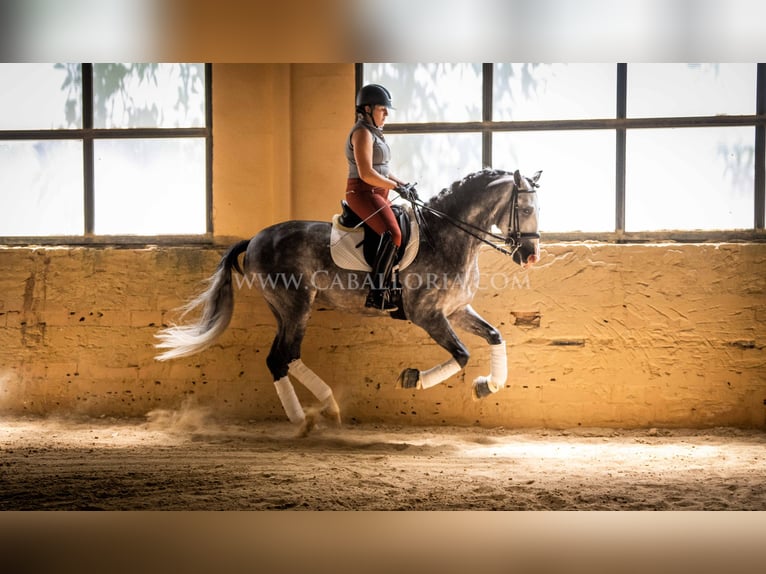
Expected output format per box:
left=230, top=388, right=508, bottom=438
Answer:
left=288, top=359, right=333, bottom=402
left=474, top=341, right=508, bottom=393
left=419, top=358, right=462, bottom=389
left=274, top=376, right=305, bottom=424
left=488, top=341, right=508, bottom=391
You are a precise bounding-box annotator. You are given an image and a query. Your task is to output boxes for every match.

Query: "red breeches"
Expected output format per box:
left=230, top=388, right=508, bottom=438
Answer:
left=345, top=178, right=402, bottom=247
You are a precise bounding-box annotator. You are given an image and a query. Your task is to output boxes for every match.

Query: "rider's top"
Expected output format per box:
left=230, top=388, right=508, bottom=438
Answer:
left=346, top=119, right=391, bottom=180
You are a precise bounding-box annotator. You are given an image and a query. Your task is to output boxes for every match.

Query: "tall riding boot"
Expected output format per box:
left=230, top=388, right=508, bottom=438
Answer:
left=365, top=231, right=399, bottom=310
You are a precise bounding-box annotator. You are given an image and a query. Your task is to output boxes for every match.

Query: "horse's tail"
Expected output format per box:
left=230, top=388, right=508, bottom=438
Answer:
left=154, top=239, right=250, bottom=361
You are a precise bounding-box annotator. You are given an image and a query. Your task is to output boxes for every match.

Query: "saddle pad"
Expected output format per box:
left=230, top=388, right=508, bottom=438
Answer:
left=330, top=207, right=420, bottom=272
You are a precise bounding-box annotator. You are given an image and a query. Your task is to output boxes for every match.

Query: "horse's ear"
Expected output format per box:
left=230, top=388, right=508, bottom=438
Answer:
left=532, top=170, right=542, bottom=184
left=513, top=170, right=522, bottom=187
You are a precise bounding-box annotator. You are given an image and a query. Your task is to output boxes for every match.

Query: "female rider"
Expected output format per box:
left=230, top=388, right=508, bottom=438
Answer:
left=345, top=84, right=408, bottom=310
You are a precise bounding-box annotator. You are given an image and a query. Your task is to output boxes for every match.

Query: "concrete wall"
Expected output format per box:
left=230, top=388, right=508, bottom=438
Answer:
left=1, top=64, right=764, bottom=428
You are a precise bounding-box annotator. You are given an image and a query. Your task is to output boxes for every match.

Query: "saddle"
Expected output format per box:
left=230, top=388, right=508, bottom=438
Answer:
left=331, top=201, right=419, bottom=272
left=337, top=201, right=411, bottom=267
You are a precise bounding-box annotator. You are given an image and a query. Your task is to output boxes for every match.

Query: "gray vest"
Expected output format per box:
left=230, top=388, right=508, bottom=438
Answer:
left=346, top=119, right=391, bottom=179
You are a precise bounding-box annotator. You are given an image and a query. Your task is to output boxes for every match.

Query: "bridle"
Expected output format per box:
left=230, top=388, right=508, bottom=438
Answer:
left=398, top=177, right=540, bottom=258
left=506, top=179, right=541, bottom=246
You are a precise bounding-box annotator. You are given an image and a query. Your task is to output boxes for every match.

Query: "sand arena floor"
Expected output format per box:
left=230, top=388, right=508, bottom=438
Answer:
left=1, top=406, right=765, bottom=511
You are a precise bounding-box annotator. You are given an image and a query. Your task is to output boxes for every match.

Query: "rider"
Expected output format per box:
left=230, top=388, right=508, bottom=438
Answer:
left=345, top=84, right=408, bottom=311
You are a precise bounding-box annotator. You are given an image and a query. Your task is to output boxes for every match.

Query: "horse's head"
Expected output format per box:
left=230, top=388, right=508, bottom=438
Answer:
left=428, top=168, right=541, bottom=268
left=513, top=169, right=541, bottom=268
left=491, top=170, right=541, bottom=268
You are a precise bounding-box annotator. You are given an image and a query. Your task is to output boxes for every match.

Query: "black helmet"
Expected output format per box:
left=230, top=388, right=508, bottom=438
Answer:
left=356, top=84, right=394, bottom=110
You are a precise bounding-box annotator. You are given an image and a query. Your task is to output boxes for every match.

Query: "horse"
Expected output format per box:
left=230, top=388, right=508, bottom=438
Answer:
left=155, top=168, right=541, bottom=434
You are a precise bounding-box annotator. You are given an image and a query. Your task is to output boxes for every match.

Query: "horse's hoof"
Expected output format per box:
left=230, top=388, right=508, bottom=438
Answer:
left=296, top=411, right=317, bottom=437
left=473, top=377, right=496, bottom=400
left=321, top=396, right=342, bottom=426
left=397, top=368, right=420, bottom=389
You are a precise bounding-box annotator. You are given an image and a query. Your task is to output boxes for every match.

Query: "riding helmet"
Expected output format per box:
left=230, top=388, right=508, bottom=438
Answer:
left=356, top=84, right=394, bottom=110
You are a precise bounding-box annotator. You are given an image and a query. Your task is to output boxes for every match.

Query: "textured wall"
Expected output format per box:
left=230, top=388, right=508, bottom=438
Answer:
left=1, top=242, right=764, bottom=428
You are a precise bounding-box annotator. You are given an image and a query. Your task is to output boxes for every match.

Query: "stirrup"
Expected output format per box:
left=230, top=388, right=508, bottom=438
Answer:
left=365, top=289, right=398, bottom=311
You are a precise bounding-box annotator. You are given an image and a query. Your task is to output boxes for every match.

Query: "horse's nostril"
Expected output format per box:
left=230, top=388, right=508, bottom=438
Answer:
left=527, top=254, right=538, bottom=265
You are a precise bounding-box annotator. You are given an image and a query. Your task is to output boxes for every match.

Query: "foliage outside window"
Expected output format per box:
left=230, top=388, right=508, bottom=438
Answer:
left=362, top=63, right=765, bottom=237
left=0, top=63, right=209, bottom=240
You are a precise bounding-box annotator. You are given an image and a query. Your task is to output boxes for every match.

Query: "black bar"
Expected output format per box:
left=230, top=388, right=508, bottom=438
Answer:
left=12, top=116, right=765, bottom=139
left=756, top=63, right=765, bottom=230
left=0, top=127, right=208, bottom=140
left=379, top=114, right=766, bottom=135
left=616, top=63, right=627, bottom=233
left=355, top=63, right=363, bottom=98
left=354, top=63, right=364, bottom=125
left=482, top=63, right=493, bottom=168
left=205, top=63, right=214, bottom=234
left=82, top=63, right=94, bottom=235
left=536, top=230, right=766, bottom=244
left=82, top=63, right=93, bottom=131
left=0, top=235, right=215, bottom=247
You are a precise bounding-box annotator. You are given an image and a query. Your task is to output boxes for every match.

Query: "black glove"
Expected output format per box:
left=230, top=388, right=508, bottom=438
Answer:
left=395, top=182, right=419, bottom=202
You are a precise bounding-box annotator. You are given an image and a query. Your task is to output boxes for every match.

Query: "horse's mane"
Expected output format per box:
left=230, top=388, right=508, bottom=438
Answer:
left=428, top=168, right=513, bottom=210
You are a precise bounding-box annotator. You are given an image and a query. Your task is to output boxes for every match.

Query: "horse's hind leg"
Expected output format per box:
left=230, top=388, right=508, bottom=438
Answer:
left=267, top=329, right=306, bottom=425
left=450, top=305, right=508, bottom=399
left=288, top=359, right=341, bottom=426
left=264, top=296, right=340, bottom=428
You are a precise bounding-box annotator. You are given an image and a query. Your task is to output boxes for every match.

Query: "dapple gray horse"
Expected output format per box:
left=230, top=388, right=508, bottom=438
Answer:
left=156, top=169, right=541, bottom=433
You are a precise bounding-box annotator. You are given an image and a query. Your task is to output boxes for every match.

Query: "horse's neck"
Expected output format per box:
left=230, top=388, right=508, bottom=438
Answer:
left=427, top=180, right=509, bottom=264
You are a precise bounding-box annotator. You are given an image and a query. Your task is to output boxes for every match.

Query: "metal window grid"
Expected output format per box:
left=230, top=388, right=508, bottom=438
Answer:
left=358, top=63, right=766, bottom=243
left=0, top=63, right=213, bottom=245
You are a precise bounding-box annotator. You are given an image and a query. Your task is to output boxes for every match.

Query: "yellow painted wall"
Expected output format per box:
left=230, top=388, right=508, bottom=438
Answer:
left=290, top=64, right=355, bottom=222
left=212, top=63, right=292, bottom=236
left=213, top=63, right=353, bottom=237
left=1, top=64, right=764, bottom=428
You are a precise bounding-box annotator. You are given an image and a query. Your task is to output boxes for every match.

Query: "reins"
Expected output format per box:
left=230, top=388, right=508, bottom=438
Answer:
left=331, top=177, right=539, bottom=258
left=394, top=180, right=539, bottom=258
left=404, top=196, right=520, bottom=257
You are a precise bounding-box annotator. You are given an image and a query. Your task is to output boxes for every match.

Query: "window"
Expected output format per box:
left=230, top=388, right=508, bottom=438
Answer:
left=361, top=63, right=766, bottom=238
left=0, top=63, right=211, bottom=240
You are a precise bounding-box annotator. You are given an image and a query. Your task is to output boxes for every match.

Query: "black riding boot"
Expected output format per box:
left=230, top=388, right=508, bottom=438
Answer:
left=365, top=231, right=399, bottom=311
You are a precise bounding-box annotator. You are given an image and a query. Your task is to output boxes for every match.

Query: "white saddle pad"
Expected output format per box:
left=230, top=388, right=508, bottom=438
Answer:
left=329, top=205, right=420, bottom=272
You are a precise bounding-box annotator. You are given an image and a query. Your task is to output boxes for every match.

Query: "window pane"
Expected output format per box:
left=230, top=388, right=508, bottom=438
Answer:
left=627, top=64, right=756, bottom=118
left=493, top=131, right=616, bottom=232
left=93, top=63, right=206, bottom=128
left=94, top=138, right=206, bottom=234
left=494, top=64, right=616, bottom=121
left=384, top=133, right=483, bottom=200
left=0, top=140, right=84, bottom=235
left=363, top=63, right=482, bottom=122
left=0, top=63, right=82, bottom=129
left=626, top=127, right=754, bottom=231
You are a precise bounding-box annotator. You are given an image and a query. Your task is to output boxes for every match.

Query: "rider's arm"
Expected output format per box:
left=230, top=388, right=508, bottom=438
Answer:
left=351, top=128, right=399, bottom=190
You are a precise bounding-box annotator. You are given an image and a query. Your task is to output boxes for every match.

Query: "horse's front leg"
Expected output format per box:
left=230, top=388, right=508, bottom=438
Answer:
left=450, top=305, right=508, bottom=399
left=397, top=311, right=469, bottom=390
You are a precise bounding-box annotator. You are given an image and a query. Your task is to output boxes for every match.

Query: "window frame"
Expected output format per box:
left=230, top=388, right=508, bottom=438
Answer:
left=0, top=63, right=213, bottom=246
left=357, top=63, right=766, bottom=243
